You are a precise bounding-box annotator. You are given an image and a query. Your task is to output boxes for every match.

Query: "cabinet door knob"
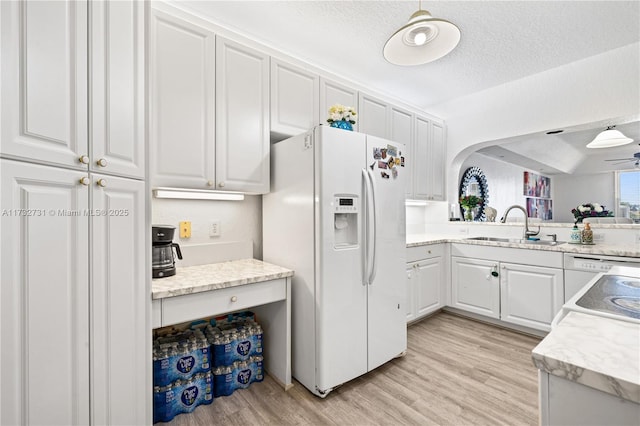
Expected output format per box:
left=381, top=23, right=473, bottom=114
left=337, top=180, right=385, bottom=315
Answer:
left=96, top=179, right=107, bottom=188
left=218, top=182, right=225, bottom=188
left=79, top=155, right=90, bottom=164
left=427, top=250, right=431, bottom=254
left=79, top=176, right=90, bottom=186
left=207, top=180, right=214, bottom=187
left=230, top=295, right=238, bottom=303
left=96, top=158, right=107, bottom=167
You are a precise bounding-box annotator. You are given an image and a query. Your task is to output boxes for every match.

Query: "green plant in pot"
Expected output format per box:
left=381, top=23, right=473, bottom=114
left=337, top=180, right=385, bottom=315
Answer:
left=460, top=195, right=482, bottom=221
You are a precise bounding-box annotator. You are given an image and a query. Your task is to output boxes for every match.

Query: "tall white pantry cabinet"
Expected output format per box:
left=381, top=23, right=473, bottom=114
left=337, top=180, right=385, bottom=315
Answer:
left=0, top=1, right=150, bottom=425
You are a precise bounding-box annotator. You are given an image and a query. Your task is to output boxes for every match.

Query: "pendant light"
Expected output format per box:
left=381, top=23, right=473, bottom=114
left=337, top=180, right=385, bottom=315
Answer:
left=586, top=126, right=634, bottom=149
left=383, top=0, right=460, bottom=66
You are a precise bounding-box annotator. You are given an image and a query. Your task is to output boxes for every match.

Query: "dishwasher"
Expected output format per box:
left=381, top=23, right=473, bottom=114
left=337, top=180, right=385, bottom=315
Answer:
left=564, top=253, right=640, bottom=301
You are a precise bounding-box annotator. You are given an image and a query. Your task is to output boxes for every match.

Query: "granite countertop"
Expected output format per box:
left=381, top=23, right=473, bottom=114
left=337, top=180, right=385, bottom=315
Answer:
left=531, top=311, right=640, bottom=403
left=152, top=258, right=294, bottom=300
left=407, top=235, right=640, bottom=257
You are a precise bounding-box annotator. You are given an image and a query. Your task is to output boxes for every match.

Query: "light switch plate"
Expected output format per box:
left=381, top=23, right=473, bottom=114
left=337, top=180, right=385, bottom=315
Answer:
left=210, top=221, right=221, bottom=237
left=179, top=221, right=191, bottom=238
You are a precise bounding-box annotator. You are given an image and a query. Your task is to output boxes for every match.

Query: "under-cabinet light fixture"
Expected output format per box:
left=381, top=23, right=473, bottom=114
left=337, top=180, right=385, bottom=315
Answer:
left=405, top=199, right=428, bottom=206
left=153, top=187, right=245, bottom=201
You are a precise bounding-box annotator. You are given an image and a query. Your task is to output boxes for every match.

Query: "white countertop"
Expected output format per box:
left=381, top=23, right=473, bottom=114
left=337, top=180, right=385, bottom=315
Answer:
left=152, top=258, right=294, bottom=300
left=531, top=311, right=640, bottom=403
left=407, top=234, right=640, bottom=257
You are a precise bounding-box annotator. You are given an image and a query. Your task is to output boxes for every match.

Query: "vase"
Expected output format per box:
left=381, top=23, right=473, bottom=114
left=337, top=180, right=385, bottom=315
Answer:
left=330, top=120, right=353, bottom=131
left=463, top=206, right=474, bottom=221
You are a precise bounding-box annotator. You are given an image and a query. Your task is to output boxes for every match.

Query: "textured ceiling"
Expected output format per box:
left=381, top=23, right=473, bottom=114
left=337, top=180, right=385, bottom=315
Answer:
left=173, top=0, right=640, bottom=111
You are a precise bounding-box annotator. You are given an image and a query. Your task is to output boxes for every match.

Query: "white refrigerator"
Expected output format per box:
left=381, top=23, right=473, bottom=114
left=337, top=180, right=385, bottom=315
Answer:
left=263, top=125, right=407, bottom=397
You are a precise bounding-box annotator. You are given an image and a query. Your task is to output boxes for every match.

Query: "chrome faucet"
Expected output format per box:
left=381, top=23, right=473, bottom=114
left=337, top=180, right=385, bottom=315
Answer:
left=500, top=205, right=540, bottom=239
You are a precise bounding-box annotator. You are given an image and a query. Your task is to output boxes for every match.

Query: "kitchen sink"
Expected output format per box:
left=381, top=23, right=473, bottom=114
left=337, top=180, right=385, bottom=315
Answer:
left=466, top=236, right=565, bottom=246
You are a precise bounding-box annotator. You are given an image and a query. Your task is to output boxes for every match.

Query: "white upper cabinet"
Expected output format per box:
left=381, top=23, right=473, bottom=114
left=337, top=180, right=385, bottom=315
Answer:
left=0, top=0, right=144, bottom=179
left=410, top=115, right=446, bottom=201
left=390, top=107, right=414, bottom=198
left=271, top=59, right=319, bottom=138
left=358, top=93, right=389, bottom=139
left=429, top=121, right=446, bottom=201
left=149, top=10, right=216, bottom=188
left=216, top=37, right=270, bottom=194
left=90, top=0, right=145, bottom=179
left=150, top=13, right=270, bottom=194
left=319, top=78, right=359, bottom=132
left=1, top=0, right=88, bottom=169
left=413, top=116, right=431, bottom=200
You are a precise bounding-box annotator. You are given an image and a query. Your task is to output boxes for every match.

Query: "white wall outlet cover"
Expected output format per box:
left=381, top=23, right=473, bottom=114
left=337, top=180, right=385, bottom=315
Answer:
left=210, top=221, right=221, bottom=237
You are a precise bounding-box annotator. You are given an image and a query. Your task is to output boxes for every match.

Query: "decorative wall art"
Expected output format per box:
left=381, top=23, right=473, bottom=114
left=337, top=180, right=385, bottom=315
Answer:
left=523, top=171, right=551, bottom=198
left=526, top=197, right=553, bottom=220
left=524, top=171, right=552, bottom=219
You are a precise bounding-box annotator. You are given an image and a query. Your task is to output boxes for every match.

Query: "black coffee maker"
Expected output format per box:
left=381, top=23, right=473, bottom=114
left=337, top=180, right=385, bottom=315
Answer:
left=152, top=225, right=183, bottom=278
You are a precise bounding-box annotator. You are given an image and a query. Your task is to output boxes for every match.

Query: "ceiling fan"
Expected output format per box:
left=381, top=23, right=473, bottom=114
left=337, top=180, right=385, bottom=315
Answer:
left=605, top=151, right=640, bottom=167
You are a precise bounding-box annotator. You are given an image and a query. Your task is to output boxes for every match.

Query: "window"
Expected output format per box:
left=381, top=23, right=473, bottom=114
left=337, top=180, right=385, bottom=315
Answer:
left=617, top=170, right=640, bottom=223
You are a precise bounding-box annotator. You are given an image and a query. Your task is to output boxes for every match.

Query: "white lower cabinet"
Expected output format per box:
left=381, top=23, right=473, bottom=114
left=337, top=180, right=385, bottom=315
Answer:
left=1, top=160, right=90, bottom=426
left=90, top=174, right=147, bottom=425
left=539, top=372, right=640, bottom=426
left=406, top=245, right=445, bottom=322
left=450, top=244, right=564, bottom=332
left=0, top=159, right=149, bottom=425
left=500, top=263, right=563, bottom=331
left=451, top=257, right=500, bottom=319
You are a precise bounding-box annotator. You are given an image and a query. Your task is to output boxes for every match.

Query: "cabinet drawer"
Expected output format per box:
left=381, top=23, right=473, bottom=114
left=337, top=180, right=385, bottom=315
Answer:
left=152, top=300, right=162, bottom=328
left=407, top=244, right=444, bottom=263
left=160, top=279, right=286, bottom=326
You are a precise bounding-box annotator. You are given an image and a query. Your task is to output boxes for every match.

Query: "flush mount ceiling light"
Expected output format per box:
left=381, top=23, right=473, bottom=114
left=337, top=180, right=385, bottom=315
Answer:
left=383, top=0, right=460, bottom=66
left=586, top=126, right=634, bottom=149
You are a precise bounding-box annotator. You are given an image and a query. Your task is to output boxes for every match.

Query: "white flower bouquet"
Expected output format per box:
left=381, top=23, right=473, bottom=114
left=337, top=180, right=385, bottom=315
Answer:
left=571, top=203, right=613, bottom=223
left=327, top=104, right=357, bottom=125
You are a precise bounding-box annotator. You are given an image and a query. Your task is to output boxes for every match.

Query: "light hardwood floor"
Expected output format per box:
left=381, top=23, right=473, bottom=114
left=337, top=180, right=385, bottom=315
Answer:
left=163, top=312, right=542, bottom=425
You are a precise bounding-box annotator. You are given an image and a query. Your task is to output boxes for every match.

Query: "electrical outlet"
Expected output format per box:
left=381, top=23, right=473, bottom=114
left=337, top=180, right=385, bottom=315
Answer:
left=179, top=221, right=191, bottom=238
left=210, top=220, right=221, bottom=237
left=593, top=233, right=605, bottom=242
left=458, top=227, right=469, bottom=234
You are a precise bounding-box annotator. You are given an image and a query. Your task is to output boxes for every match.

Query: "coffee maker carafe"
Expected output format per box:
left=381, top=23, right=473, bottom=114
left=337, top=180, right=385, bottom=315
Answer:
left=152, top=225, right=183, bottom=278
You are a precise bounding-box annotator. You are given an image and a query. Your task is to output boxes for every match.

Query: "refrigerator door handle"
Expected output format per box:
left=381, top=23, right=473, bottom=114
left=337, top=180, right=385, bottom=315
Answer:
left=366, top=167, right=378, bottom=285
left=362, top=168, right=371, bottom=285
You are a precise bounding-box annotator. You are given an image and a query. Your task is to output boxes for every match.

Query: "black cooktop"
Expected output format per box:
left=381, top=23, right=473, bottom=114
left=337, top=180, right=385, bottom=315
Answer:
left=576, top=275, right=640, bottom=320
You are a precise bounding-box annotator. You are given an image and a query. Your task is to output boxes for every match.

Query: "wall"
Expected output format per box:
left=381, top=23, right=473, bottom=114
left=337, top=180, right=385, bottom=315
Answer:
left=151, top=196, right=263, bottom=261
left=432, top=42, right=640, bottom=210
left=456, top=154, right=616, bottom=224
left=553, top=173, right=615, bottom=223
